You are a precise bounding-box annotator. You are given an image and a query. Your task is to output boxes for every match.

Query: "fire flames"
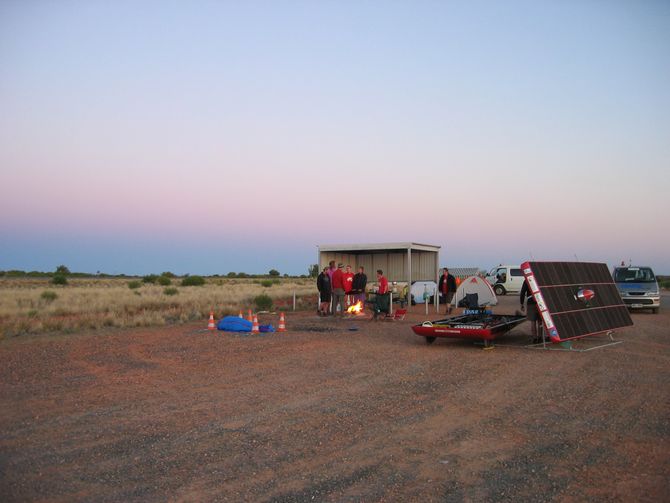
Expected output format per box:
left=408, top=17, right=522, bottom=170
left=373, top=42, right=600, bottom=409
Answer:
left=347, top=301, right=363, bottom=314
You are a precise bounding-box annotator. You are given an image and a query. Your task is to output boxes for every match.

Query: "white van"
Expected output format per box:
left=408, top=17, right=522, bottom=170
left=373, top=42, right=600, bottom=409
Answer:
left=485, top=265, right=524, bottom=295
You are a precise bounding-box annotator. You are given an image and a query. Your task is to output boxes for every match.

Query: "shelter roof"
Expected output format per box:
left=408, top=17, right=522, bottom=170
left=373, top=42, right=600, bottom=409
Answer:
left=318, top=242, right=440, bottom=253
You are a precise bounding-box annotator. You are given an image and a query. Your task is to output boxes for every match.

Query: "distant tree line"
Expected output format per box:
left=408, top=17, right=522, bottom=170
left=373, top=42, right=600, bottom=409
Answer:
left=0, top=266, right=316, bottom=280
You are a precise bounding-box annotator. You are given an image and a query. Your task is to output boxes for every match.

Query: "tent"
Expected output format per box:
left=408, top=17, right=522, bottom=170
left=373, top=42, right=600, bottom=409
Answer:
left=451, top=276, right=497, bottom=307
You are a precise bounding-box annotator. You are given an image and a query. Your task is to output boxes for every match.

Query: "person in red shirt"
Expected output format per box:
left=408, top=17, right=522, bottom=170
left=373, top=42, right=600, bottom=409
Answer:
left=331, top=263, right=346, bottom=316
left=342, top=265, right=354, bottom=308
left=371, top=269, right=390, bottom=320
left=376, top=269, right=388, bottom=294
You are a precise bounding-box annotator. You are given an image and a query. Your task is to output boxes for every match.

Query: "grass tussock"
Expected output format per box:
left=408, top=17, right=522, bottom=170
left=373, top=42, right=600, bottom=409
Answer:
left=0, top=277, right=317, bottom=338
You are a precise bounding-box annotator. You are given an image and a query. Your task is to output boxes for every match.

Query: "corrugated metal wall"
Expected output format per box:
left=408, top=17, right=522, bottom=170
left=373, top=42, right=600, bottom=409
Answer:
left=319, top=249, right=437, bottom=282
left=412, top=250, right=436, bottom=281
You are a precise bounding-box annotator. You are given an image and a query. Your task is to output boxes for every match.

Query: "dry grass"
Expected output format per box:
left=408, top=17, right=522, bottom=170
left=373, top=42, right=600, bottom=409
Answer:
left=0, top=277, right=317, bottom=338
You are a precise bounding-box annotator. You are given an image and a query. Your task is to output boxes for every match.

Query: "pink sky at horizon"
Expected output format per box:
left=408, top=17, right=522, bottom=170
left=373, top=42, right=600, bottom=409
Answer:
left=1, top=2, right=669, bottom=274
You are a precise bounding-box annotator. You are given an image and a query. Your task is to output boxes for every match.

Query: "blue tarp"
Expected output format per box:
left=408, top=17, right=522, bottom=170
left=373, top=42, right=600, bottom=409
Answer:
left=216, top=316, right=275, bottom=333
left=217, top=316, right=252, bottom=332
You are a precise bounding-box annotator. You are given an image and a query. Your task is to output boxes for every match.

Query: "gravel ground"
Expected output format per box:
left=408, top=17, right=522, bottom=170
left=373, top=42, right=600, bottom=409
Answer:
left=1, top=295, right=669, bottom=502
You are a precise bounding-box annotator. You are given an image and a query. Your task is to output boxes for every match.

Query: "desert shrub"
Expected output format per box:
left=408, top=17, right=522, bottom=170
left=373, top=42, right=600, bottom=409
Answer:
left=27, top=309, right=39, bottom=318
left=52, top=274, right=67, bottom=285
left=254, top=293, right=273, bottom=311
left=163, top=287, right=179, bottom=296
left=56, top=265, right=70, bottom=275
left=41, top=290, right=58, bottom=302
left=269, top=269, right=280, bottom=277
left=181, top=275, right=205, bottom=286
left=161, top=271, right=176, bottom=278
left=157, top=275, right=172, bottom=286
left=272, top=279, right=281, bottom=285
left=142, top=274, right=158, bottom=284
left=260, top=280, right=273, bottom=287
left=128, top=280, right=142, bottom=289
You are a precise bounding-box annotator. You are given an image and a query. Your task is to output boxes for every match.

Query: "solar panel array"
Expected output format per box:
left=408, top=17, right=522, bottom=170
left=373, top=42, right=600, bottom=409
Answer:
left=521, top=261, right=633, bottom=342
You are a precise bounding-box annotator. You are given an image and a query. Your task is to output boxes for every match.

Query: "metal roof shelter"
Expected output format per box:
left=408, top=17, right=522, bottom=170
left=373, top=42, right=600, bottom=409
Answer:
left=317, top=242, right=441, bottom=291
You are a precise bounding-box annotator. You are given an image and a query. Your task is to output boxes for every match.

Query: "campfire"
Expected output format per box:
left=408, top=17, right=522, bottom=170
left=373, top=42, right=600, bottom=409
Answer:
left=346, top=301, right=363, bottom=314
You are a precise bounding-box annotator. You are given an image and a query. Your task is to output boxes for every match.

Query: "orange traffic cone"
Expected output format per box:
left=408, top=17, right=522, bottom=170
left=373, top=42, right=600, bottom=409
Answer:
left=251, top=314, right=260, bottom=333
left=238, top=309, right=243, bottom=319
left=247, top=309, right=253, bottom=322
left=207, top=311, right=216, bottom=331
left=278, top=312, right=286, bottom=332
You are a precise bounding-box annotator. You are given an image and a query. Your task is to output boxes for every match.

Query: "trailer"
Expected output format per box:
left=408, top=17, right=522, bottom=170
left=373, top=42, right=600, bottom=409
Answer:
left=412, top=311, right=527, bottom=345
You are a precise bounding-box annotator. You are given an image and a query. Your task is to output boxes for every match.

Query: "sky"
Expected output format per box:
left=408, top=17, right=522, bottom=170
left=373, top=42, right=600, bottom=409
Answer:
left=1, top=0, right=669, bottom=275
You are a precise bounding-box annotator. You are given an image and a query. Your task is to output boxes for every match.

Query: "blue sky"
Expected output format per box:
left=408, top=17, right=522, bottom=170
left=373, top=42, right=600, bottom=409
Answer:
left=1, top=1, right=669, bottom=275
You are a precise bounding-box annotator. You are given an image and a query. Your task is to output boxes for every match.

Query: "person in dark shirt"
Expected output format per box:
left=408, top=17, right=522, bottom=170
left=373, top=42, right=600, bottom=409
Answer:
left=520, top=278, right=542, bottom=341
left=317, top=267, right=332, bottom=316
left=438, top=268, right=457, bottom=314
left=352, top=266, right=368, bottom=306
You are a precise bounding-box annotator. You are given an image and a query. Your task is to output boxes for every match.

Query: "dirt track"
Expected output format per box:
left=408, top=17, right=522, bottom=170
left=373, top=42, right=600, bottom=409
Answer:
left=1, top=295, right=669, bottom=502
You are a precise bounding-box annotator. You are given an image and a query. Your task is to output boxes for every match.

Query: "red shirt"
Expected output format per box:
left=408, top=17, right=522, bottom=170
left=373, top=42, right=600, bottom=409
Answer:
left=377, top=276, right=388, bottom=294
left=440, top=275, right=448, bottom=294
left=332, top=269, right=345, bottom=289
left=342, top=272, right=354, bottom=293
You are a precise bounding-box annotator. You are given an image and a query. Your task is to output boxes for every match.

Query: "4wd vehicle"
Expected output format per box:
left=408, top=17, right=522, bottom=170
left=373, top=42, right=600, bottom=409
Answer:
left=613, top=265, right=660, bottom=314
left=485, top=265, right=524, bottom=296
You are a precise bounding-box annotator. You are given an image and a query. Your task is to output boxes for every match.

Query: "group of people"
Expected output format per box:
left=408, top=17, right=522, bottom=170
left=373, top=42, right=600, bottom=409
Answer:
left=317, top=261, right=543, bottom=339
left=317, top=261, right=389, bottom=316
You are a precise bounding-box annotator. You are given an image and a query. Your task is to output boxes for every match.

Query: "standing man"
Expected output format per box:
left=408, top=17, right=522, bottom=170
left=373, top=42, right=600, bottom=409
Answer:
left=326, top=260, right=337, bottom=313
left=372, top=269, right=390, bottom=320
left=327, top=260, right=337, bottom=282
left=342, top=265, right=354, bottom=308
left=438, top=268, right=457, bottom=314
left=520, top=277, right=542, bottom=342
left=331, top=263, right=346, bottom=316
left=376, top=269, right=388, bottom=294
left=352, top=266, right=368, bottom=306
left=317, top=266, right=332, bottom=316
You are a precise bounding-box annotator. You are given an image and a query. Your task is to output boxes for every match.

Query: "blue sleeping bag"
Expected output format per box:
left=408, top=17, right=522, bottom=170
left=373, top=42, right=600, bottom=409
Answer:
left=217, top=316, right=252, bottom=332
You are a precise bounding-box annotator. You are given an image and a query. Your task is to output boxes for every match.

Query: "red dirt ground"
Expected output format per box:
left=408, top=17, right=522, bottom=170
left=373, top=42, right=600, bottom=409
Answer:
left=1, top=295, right=669, bottom=502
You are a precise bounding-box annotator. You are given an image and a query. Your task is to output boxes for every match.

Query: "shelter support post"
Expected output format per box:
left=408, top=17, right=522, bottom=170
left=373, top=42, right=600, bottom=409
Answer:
left=407, top=247, right=411, bottom=314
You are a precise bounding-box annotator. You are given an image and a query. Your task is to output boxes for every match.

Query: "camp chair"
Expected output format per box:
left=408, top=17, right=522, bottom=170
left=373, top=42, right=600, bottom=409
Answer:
left=390, top=308, right=407, bottom=321
left=457, top=293, right=480, bottom=310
